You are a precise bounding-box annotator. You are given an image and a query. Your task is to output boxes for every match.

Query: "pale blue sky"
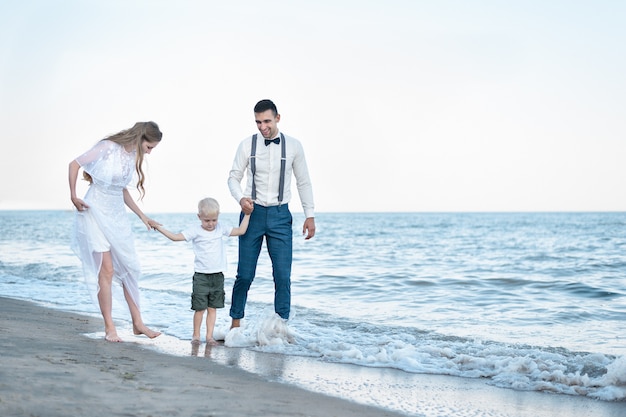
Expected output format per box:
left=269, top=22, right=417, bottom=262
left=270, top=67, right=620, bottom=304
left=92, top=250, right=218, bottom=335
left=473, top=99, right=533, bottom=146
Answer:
left=1, top=0, right=624, bottom=213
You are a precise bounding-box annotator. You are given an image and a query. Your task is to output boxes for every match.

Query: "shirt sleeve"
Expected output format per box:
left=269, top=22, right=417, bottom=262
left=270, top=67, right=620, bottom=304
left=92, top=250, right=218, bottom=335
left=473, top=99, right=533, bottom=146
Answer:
left=181, top=226, right=196, bottom=242
left=220, top=223, right=233, bottom=237
left=227, top=137, right=251, bottom=204
left=292, top=141, right=315, bottom=218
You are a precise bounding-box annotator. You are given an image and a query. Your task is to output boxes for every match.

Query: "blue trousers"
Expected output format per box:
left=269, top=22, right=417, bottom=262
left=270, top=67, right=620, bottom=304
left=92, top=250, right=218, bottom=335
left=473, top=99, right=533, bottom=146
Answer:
left=230, top=203, right=293, bottom=320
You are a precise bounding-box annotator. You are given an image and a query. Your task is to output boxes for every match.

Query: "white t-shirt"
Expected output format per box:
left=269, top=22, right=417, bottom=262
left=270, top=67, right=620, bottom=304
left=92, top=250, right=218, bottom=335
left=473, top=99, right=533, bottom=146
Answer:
left=181, top=223, right=232, bottom=274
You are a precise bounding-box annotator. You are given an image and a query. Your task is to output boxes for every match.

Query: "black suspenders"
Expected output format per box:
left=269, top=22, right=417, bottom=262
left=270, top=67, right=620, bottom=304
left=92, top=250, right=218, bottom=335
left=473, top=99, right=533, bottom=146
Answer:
left=277, top=133, right=286, bottom=204
left=250, top=133, right=286, bottom=204
left=250, top=134, right=257, bottom=200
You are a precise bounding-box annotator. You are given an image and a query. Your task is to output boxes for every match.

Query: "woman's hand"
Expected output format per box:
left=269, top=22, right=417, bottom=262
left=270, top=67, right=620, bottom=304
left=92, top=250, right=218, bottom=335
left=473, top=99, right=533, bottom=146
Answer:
left=71, top=197, right=89, bottom=212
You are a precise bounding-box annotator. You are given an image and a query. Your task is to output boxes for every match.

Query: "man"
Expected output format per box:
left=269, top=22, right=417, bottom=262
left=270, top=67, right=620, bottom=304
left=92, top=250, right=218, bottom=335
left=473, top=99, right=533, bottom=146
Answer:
left=227, top=99, right=315, bottom=327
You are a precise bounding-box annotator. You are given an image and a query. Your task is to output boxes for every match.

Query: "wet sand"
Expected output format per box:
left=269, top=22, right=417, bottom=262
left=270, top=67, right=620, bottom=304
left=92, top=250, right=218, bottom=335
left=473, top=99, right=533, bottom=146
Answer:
left=0, top=296, right=623, bottom=417
left=0, top=297, right=404, bottom=417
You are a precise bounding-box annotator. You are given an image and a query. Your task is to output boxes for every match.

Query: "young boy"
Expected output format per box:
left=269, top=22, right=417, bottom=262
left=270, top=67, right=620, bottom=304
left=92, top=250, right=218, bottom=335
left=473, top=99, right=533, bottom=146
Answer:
left=152, top=197, right=250, bottom=345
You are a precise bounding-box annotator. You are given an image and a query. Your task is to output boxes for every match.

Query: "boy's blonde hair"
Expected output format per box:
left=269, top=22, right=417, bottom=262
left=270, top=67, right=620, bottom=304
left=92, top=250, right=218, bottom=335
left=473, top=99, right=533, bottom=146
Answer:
left=198, top=197, right=220, bottom=216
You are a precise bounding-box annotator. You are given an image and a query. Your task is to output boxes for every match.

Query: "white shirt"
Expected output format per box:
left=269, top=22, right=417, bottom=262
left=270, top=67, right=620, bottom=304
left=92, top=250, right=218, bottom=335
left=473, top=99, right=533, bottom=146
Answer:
left=181, top=223, right=232, bottom=274
left=228, top=131, right=315, bottom=218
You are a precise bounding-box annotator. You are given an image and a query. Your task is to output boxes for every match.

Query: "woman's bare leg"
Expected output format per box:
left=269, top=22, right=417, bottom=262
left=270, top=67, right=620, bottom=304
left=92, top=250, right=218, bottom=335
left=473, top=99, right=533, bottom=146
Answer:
left=98, top=252, right=121, bottom=342
left=123, top=286, right=161, bottom=339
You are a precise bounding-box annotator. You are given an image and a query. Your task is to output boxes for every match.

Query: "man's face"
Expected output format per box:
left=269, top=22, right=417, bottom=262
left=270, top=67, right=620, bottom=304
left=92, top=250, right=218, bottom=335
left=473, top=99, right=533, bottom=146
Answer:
left=255, top=109, right=280, bottom=139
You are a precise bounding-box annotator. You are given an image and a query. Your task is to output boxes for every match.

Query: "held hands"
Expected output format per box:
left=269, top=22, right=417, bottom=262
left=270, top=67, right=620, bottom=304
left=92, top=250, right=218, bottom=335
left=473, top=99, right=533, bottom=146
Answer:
left=240, top=197, right=254, bottom=215
left=239, top=197, right=314, bottom=239
left=146, top=218, right=162, bottom=231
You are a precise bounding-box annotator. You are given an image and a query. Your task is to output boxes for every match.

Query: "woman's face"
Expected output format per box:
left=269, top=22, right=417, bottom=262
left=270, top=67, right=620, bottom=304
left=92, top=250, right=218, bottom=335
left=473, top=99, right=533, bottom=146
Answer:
left=142, top=140, right=159, bottom=154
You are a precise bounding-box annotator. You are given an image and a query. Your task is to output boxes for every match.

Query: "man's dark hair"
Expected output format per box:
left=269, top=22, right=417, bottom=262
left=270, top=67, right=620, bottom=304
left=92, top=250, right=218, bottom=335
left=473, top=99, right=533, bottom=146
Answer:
left=254, top=99, right=278, bottom=116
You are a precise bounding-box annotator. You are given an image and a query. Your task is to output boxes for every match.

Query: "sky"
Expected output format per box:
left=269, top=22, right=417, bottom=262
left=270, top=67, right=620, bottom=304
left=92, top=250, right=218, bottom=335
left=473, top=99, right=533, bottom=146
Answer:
left=1, top=0, right=624, bottom=213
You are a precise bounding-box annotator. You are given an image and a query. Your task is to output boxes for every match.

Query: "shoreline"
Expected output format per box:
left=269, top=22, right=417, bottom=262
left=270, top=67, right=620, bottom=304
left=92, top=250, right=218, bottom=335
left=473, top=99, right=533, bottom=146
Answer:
left=0, top=296, right=405, bottom=417
left=1, top=296, right=623, bottom=417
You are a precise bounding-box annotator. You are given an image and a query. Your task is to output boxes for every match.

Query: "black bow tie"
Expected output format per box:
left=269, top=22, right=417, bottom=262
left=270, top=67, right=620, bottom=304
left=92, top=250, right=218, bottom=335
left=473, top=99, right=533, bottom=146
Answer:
left=265, top=137, right=280, bottom=146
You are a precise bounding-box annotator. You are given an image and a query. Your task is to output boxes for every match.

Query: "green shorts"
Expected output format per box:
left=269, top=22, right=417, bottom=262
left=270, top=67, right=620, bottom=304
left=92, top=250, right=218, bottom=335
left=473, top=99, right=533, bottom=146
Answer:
left=191, top=272, right=225, bottom=311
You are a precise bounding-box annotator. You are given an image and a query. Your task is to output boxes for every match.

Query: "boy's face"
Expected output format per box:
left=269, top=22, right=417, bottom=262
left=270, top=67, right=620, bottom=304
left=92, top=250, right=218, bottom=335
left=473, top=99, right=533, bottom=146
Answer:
left=198, top=212, right=219, bottom=231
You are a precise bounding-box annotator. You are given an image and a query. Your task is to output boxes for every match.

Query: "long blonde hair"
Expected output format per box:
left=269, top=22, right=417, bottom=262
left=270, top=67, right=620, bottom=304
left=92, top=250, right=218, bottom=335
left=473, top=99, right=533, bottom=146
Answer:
left=83, top=121, right=162, bottom=198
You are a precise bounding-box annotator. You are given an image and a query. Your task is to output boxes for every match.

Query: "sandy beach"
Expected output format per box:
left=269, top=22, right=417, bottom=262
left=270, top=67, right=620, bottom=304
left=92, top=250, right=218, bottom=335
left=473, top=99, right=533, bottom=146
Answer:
left=1, top=296, right=623, bottom=417
left=0, top=296, right=407, bottom=417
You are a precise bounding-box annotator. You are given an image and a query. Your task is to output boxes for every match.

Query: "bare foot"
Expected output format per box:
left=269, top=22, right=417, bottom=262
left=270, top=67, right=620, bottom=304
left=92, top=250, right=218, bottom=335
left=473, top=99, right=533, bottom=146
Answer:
left=206, top=338, right=218, bottom=346
left=230, top=319, right=240, bottom=329
left=191, top=342, right=200, bottom=357
left=105, top=331, right=122, bottom=342
left=133, top=325, right=162, bottom=339
left=191, top=337, right=201, bottom=345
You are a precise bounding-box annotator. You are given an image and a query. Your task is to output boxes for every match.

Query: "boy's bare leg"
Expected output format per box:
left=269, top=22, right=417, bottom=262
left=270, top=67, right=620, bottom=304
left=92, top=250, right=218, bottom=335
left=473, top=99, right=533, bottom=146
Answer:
left=192, top=310, right=204, bottom=343
left=230, top=318, right=240, bottom=329
left=98, top=252, right=121, bottom=342
left=206, top=307, right=217, bottom=345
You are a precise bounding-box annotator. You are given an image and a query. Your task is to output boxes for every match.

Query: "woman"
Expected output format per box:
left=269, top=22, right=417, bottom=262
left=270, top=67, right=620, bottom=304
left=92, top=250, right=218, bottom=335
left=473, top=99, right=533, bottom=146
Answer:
left=69, top=121, right=162, bottom=342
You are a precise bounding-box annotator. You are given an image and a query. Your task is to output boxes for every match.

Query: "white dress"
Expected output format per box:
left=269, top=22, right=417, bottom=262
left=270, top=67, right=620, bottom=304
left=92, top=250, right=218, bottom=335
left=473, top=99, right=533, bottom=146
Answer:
left=70, top=140, right=142, bottom=310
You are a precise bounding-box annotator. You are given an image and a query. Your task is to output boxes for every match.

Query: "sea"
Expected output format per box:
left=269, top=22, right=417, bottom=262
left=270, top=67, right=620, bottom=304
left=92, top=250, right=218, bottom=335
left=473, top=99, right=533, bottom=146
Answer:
left=1, top=210, right=625, bottom=414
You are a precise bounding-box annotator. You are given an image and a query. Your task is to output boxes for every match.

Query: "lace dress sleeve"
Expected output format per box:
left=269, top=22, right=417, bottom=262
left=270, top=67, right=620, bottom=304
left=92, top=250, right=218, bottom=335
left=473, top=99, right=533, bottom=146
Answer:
left=74, top=140, right=135, bottom=188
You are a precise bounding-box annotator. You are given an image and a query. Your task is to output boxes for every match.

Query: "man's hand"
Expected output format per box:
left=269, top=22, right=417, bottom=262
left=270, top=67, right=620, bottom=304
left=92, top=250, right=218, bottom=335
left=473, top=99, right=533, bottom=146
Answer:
left=302, top=217, right=316, bottom=240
